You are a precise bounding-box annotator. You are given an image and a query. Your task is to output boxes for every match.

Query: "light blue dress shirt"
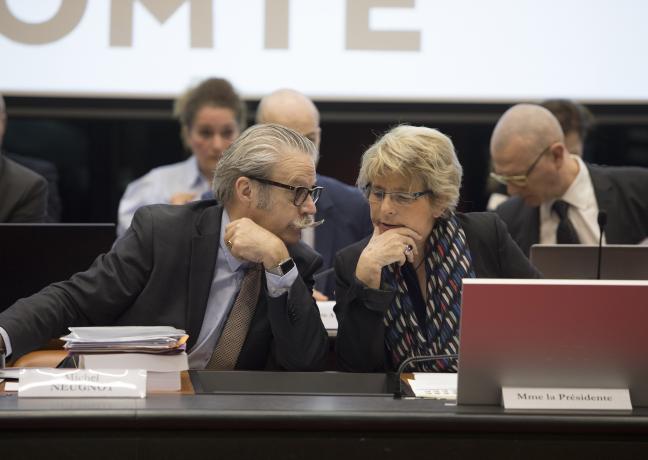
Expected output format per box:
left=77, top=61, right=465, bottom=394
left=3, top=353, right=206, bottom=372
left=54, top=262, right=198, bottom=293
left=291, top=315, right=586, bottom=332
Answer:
left=117, top=156, right=211, bottom=236
left=187, top=209, right=298, bottom=369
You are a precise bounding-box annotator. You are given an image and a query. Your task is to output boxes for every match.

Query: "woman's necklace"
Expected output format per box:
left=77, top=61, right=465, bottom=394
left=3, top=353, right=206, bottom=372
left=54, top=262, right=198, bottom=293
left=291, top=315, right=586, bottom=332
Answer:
left=413, top=243, right=430, bottom=271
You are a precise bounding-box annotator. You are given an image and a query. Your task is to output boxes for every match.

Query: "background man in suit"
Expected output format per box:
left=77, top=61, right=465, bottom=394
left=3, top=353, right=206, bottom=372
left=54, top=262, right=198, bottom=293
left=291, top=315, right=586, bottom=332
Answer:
left=0, top=124, right=329, bottom=371
left=0, top=95, right=48, bottom=223
left=256, top=89, right=373, bottom=299
left=490, top=103, right=648, bottom=256
left=486, top=99, right=595, bottom=211
left=0, top=94, right=62, bottom=221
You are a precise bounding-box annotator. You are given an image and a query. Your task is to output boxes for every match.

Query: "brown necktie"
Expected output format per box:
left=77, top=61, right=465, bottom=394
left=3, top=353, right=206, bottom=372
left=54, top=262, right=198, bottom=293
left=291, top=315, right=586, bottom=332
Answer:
left=206, top=264, right=262, bottom=370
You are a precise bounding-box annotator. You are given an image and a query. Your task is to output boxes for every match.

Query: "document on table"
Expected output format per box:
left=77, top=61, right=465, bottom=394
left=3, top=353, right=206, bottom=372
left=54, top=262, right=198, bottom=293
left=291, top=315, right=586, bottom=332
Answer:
left=61, top=326, right=188, bottom=353
left=406, top=373, right=457, bottom=399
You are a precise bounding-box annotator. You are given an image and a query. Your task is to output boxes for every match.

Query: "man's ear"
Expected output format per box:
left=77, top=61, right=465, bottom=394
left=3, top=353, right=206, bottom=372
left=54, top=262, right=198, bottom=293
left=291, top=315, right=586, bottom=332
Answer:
left=551, top=142, right=567, bottom=168
left=234, top=176, right=254, bottom=205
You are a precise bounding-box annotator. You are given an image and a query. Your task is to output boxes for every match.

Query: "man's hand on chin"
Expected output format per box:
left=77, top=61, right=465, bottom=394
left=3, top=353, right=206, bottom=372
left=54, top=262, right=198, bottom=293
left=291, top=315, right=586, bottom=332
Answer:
left=224, top=217, right=290, bottom=269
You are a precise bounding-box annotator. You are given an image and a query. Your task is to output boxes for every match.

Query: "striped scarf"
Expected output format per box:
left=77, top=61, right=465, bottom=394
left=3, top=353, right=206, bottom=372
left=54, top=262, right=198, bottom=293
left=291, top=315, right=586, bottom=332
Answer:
left=382, top=213, right=475, bottom=372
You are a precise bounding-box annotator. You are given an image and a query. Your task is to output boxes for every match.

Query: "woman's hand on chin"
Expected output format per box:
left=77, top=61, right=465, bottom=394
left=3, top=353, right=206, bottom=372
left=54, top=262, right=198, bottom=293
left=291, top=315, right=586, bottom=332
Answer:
left=355, top=226, right=422, bottom=289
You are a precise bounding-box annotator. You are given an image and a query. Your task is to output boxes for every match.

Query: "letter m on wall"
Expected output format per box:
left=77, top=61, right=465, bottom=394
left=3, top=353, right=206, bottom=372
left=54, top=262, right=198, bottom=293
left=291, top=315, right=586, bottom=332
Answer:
left=110, top=0, right=212, bottom=48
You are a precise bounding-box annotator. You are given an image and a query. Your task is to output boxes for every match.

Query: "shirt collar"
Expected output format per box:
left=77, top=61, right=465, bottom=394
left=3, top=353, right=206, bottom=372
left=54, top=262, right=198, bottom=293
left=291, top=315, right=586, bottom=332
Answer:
left=540, top=155, right=593, bottom=218
left=184, top=156, right=209, bottom=190
left=558, top=155, right=593, bottom=212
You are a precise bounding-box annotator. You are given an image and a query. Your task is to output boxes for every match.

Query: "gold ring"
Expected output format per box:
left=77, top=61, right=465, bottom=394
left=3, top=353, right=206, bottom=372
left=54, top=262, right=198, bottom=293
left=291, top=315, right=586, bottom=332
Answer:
left=226, top=239, right=233, bottom=249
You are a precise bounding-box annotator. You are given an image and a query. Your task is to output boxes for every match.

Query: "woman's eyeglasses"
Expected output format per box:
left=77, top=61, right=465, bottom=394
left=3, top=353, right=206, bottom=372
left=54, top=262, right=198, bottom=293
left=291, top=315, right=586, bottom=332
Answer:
left=364, top=185, right=433, bottom=206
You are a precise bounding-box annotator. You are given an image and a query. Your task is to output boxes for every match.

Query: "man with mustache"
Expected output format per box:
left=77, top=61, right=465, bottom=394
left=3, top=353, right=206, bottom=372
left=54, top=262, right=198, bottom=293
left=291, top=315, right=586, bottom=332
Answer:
left=0, top=124, right=329, bottom=371
left=255, top=89, right=373, bottom=300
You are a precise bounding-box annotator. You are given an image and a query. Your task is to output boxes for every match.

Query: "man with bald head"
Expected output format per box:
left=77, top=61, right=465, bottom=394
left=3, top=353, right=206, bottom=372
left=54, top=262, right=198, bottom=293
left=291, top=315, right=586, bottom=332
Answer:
left=256, top=89, right=372, bottom=299
left=490, top=103, right=648, bottom=256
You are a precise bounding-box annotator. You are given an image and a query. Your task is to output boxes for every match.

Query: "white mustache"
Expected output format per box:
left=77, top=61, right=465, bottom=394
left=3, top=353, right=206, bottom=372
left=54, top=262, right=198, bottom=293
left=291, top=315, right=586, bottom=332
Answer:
left=293, top=216, right=325, bottom=229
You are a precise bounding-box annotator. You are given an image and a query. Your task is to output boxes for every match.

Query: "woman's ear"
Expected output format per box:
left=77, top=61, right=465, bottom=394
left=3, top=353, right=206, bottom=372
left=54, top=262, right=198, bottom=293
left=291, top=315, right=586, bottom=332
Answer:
left=431, top=201, right=447, bottom=219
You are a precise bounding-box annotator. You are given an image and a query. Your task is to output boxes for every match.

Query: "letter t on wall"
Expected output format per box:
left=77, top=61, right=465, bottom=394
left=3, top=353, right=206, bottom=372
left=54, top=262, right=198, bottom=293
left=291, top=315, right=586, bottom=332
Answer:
left=265, top=0, right=289, bottom=49
left=346, top=0, right=420, bottom=51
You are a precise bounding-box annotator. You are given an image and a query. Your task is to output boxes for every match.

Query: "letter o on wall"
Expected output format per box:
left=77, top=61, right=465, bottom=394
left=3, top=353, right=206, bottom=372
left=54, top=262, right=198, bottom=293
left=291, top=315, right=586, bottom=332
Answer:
left=0, top=0, right=88, bottom=45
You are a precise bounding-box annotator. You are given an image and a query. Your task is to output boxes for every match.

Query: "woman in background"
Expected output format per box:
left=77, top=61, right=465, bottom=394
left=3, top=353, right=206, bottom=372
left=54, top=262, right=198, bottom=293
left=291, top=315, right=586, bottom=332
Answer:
left=334, top=125, right=539, bottom=373
left=117, top=77, right=246, bottom=236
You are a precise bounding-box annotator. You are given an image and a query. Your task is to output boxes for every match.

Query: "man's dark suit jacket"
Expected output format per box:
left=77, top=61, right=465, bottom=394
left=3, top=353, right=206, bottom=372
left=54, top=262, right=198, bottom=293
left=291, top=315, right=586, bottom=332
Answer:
left=495, top=164, right=648, bottom=256
left=0, top=154, right=48, bottom=223
left=333, top=212, right=540, bottom=372
left=314, top=174, right=372, bottom=298
left=0, top=201, right=329, bottom=370
left=6, top=150, right=62, bottom=221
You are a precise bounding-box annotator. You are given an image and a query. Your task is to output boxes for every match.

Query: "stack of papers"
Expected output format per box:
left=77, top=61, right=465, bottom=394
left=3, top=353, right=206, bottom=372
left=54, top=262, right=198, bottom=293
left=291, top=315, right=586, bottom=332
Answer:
left=60, top=326, right=190, bottom=392
left=61, top=326, right=188, bottom=354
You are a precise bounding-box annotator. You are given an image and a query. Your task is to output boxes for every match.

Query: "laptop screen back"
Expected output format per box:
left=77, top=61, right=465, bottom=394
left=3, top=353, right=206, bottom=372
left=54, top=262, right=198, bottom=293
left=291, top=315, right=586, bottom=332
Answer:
left=457, top=279, right=648, bottom=406
left=529, top=244, right=648, bottom=279
left=0, top=223, right=115, bottom=311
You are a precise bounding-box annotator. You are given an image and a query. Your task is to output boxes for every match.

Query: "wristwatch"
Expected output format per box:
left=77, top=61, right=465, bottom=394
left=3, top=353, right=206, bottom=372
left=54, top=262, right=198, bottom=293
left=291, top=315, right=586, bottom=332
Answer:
left=267, top=257, right=295, bottom=276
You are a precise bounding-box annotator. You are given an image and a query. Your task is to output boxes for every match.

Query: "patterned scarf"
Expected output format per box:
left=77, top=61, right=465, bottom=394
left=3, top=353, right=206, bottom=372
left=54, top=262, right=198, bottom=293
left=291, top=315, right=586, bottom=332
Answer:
left=382, top=213, right=475, bottom=372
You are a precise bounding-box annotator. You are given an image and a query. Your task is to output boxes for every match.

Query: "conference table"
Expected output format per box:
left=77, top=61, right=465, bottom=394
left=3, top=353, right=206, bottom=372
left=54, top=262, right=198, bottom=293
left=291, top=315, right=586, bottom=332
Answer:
left=1, top=371, right=648, bottom=459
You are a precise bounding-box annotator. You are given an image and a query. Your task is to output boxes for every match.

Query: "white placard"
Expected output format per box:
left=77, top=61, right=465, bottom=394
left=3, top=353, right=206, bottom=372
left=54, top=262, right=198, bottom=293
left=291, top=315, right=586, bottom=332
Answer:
left=502, top=387, right=632, bottom=411
left=18, top=368, right=147, bottom=398
left=407, top=372, right=457, bottom=400
left=316, top=301, right=337, bottom=330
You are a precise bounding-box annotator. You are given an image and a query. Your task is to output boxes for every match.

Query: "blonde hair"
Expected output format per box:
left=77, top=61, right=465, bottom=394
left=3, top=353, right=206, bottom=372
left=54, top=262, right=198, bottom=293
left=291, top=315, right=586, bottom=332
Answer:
left=357, top=125, right=463, bottom=213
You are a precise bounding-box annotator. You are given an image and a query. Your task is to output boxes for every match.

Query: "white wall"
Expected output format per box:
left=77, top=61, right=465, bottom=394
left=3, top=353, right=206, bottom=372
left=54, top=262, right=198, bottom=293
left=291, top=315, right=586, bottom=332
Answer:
left=1, top=0, right=647, bottom=102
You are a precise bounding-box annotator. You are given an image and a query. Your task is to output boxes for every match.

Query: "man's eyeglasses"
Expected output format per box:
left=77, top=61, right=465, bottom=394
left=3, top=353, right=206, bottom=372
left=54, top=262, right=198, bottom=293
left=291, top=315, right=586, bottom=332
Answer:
left=364, top=185, right=433, bottom=206
left=249, top=177, right=323, bottom=206
left=490, top=144, right=553, bottom=187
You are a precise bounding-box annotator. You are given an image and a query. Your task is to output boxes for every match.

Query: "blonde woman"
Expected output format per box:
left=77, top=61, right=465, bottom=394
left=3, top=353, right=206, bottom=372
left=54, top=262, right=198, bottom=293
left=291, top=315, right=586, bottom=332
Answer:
left=334, top=125, right=539, bottom=373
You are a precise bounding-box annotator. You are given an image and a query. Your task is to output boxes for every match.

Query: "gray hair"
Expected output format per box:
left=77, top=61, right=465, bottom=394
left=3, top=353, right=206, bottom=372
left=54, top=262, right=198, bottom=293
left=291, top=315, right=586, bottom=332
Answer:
left=213, top=123, right=317, bottom=205
left=357, top=125, right=463, bottom=214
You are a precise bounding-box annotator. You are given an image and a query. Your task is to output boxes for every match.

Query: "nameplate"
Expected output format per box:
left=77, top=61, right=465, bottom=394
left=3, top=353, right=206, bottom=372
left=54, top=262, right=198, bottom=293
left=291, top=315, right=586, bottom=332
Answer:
left=18, top=369, right=147, bottom=398
left=317, top=301, right=338, bottom=330
left=502, top=387, right=632, bottom=410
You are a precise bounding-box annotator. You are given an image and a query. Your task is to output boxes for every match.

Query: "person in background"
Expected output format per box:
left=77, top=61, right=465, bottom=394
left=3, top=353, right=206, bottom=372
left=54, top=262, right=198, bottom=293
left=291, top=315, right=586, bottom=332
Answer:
left=255, top=89, right=373, bottom=299
left=491, top=103, right=648, bottom=256
left=540, top=99, right=595, bottom=159
left=0, top=94, right=48, bottom=223
left=0, top=124, right=329, bottom=371
left=486, top=99, right=595, bottom=211
left=334, top=125, right=539, bottom=373
left=117, top=77, right=245, bottom=236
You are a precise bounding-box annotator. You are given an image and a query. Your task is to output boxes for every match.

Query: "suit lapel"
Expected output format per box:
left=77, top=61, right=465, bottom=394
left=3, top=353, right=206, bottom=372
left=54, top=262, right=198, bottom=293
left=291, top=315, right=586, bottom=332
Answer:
left=186, top=205, right=223, bottom=349
left=588, top=165, right=619, bottom=241
left=516, top=204, right=540, bottom=256
left=314, top=175, right=336, bottom=270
